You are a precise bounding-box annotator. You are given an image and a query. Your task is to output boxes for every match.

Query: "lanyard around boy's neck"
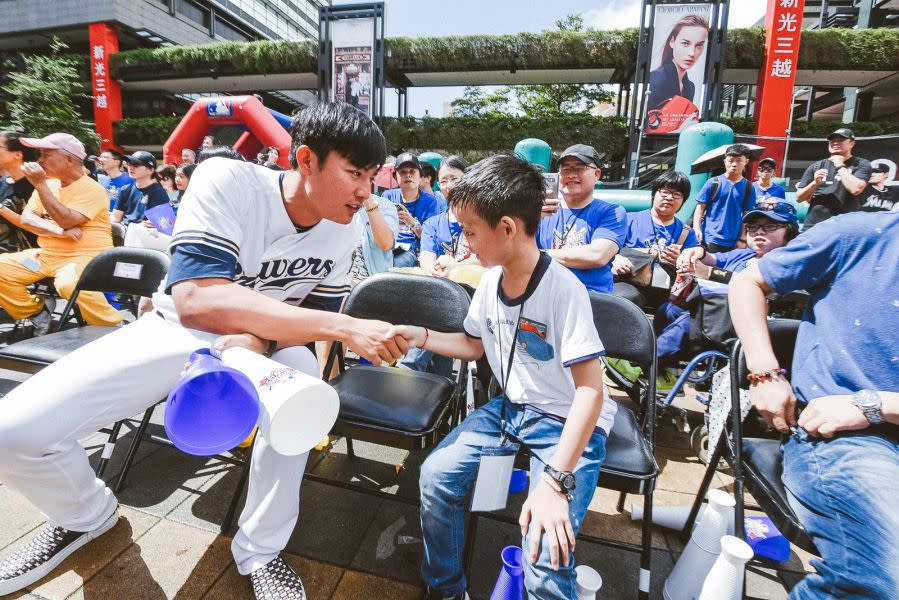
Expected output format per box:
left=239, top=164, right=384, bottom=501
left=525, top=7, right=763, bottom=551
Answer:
left=496, top=253, right=545, bottom=445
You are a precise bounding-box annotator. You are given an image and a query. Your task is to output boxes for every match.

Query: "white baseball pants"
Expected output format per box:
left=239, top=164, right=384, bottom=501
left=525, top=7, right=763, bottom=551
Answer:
left=0, top=313, right=318, bottom=575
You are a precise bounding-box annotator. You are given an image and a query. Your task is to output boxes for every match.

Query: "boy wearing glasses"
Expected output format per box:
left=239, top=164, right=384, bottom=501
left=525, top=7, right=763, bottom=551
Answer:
left=753, top=157, right=786, bottom=202
left=536, top=144, right=626, bottom=294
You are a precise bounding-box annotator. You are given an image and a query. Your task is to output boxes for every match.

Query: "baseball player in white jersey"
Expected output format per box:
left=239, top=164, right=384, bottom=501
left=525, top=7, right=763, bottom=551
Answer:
left=0, top=102, right=410, bottom=599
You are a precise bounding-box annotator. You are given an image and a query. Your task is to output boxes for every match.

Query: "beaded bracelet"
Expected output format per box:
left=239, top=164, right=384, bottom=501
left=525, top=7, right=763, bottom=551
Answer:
left=747, top=367, right=787, bottom=385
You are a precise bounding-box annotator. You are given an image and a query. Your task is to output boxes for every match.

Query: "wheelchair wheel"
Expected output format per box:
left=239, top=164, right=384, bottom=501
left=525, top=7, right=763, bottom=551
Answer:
left=691, top=424, right=710, bottom=466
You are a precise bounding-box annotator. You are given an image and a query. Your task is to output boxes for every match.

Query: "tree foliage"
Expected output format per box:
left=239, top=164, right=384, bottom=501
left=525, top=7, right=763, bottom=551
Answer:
left=1, top=38, right=99, bottom=149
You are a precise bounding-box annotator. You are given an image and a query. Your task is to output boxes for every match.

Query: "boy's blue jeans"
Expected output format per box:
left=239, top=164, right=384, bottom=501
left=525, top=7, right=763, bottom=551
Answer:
left=399, top=347, right=454, bottom=379
left=781, top=429, right=899, bottom=599
left=420, top=396, right=607, bottom=598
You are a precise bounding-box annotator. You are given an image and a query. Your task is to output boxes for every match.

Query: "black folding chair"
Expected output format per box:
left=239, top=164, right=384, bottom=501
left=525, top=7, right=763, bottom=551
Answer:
left=462, top=292, right=660, bottom=599
left=682, top=319, right=818, bottom=557
left=0, top=247, right=170, bottom=477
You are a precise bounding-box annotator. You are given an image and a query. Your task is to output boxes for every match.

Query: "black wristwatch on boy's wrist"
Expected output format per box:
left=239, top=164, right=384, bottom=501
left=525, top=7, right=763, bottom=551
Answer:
left=544, top=465, right=576, bottom=496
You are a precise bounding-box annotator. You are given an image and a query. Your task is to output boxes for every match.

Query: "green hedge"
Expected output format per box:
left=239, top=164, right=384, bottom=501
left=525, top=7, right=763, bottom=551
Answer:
left=110, top=39, right=317, bottom=76
left=114, top=114, right=629, bottom=159
left=721, top=116, right=899, bottom=137
left=109, top=28, right=899, bottom=79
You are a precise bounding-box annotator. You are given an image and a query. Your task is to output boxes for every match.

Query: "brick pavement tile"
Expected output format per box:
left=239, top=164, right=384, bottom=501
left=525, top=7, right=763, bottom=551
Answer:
left=202, top=553, right=344, bottom=599
left=71, top=520, right=231, bottom=600
left=26, top=507, right=159, bottom=599
left=330, top=569, right=421, bottom=600
left=0, top=485, right=45, bottom=552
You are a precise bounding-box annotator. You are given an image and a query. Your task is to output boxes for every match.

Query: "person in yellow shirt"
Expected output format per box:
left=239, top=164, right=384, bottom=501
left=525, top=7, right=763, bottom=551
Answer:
left=0, top=133, right=121, bottom=334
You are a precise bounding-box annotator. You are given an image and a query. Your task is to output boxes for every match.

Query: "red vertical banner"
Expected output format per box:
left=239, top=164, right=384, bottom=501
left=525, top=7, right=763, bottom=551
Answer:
left=88, top=23, right=123, bottom=151
left=754, top=0, right=805, bottom=166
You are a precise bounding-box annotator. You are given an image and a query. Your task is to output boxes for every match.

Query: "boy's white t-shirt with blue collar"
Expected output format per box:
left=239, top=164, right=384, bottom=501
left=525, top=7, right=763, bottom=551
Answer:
left=463, top=253, right=618, bottom=435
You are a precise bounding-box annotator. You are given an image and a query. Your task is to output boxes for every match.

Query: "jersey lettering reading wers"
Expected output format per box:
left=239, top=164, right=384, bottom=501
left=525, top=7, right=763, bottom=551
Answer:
left=152, top=158, right=358, bottom=324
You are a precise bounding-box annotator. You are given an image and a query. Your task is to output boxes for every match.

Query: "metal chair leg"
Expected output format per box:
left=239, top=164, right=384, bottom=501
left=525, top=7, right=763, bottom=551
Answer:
left=681, top=434, right=727, bottom=543
left=346, top=437, right=355, bottom=458
left=95, top=420, right=124, bottom=478
left=638, top=490, right=654, bottom=600
left=616, top=490, right=627, bottom=513
left=113, top=405, right=155, bottom=493
left=221, top=439, right=255, bottom=534
left=462, top=513, right=479, bottom=579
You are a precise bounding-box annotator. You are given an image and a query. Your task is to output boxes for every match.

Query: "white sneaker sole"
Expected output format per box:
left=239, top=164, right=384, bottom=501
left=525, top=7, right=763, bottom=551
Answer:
left=0, top=512, right=118, bottom=595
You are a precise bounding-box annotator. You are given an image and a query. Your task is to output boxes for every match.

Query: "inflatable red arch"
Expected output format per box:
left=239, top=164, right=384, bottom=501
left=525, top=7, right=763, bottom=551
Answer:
left=163, top=95, right=292, bottom=168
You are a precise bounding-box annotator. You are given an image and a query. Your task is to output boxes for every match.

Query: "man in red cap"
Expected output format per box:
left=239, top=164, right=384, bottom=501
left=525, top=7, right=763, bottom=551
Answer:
left=0, top=132, right=121, bottom=334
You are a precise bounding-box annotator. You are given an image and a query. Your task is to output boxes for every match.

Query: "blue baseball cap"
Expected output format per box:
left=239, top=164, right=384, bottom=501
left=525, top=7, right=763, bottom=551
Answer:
left=743, top=201, right=798, bottom=226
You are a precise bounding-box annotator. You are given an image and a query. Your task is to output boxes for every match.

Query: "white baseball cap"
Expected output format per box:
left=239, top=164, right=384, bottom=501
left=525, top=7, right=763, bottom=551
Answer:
left=20, top=133, right=87, bottom=161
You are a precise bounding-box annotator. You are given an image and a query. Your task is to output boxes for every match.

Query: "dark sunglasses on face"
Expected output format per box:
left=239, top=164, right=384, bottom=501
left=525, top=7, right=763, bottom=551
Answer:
left=758, top=166, right=774, bottom=172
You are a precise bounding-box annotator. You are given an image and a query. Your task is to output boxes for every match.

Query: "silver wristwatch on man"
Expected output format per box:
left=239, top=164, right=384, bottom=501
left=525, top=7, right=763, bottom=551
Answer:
left=851, top=390, right=885, bottom=425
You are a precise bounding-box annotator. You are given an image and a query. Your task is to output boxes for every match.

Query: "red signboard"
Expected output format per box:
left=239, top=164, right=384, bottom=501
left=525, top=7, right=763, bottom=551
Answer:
left=88, top=23, right=123, bottom=151
left=754, top=0, right=806, bottom=167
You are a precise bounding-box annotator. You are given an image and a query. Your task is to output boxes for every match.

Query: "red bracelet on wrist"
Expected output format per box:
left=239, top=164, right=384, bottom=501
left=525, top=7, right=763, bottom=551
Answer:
left=747, top=367, right=787, bottom=385
left=422, top=327, right=430, bottom=348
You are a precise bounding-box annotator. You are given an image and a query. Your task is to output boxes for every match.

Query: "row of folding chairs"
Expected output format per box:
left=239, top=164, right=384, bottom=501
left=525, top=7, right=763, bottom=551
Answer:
left=0, top=248, right=816, bottom=598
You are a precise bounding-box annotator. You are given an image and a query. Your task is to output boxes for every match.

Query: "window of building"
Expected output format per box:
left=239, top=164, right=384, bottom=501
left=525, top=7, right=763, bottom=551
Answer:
left=175, top=0, right=211, bottom=28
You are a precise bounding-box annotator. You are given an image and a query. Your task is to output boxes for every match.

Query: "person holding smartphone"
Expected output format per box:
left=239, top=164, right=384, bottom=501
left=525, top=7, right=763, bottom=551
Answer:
left=382, top=152, right=443, bottom=268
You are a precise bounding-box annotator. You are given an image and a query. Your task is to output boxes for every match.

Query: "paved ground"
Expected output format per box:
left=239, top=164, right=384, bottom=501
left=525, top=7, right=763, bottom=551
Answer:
left=0, top=357, right=815, bottom=600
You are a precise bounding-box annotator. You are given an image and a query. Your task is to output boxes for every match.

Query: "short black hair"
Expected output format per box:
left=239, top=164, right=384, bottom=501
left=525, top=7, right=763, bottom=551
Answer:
left=178, top=163, right=197, bottom=178
left=420, top=162, right=437, bottom=182
left=725, top=143, right=753, bottom=159
left=650, top=170, right=691, bottom=200
left=268, top=146, right=280, bottom=157
left=439, top=155, right=470, bottom=173
left=289, top=102, right=386, bottom=171
left=198, top=146, right=245, bottom=162
left=0, top=131, right=36, bottom=161
left=448, top=154, right=544, bottom=236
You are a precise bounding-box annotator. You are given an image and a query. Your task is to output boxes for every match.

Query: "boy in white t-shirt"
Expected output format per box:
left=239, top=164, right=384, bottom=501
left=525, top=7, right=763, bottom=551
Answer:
left=395, top=154, right=616, bottom=599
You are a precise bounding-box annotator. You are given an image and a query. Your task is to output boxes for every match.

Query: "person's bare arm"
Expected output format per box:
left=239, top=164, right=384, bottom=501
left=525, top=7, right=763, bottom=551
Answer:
left=796, top=168, right=828, bottom=203
left=21, top=163, right=88, bottom=229
left=19, top=208, right=81, bottom=239
left=836, top=166, right=867, bottom=196
left=365, top=199, right=394, bottom=251
left=0, top=206, right=24, bottom=228
left=546, top=239, right=618, bottom=270
left=419, top=250, right=438, bottom=273
left=692, top=203, right=706, bottom=240
left=111, top=209, right=125, bottom=224
left=171, top=278, right=408, bottom=364
left=393, top=325, right=484, bottom=361
left=798, top=392, right=899, bottom=438
left=520, top=358, right=605, bottom=569
left=729, top=263, right=797, bottom=432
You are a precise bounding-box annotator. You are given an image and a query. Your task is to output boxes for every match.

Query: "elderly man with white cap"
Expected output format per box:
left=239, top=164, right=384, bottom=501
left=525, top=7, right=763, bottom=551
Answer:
left=0, top=132, right=121, bottom=334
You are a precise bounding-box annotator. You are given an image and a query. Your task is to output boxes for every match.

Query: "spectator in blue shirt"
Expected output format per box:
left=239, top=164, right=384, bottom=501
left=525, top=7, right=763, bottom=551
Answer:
left=652, top=201, right=799, bottom=359
left=112, top=151, right=170, bottom=226
left=612, top=170, right=698, bottom=308
left=537, top=144, right=626, bottom=294
left=692, top=144, right=757, bottom=253
left=383, top=152, right=444, bottom=268
left=96, top=150, right=134, bottom=211
left=752, top=157, right=786, bottom=202
left=730, top=211, right=899, bottom=599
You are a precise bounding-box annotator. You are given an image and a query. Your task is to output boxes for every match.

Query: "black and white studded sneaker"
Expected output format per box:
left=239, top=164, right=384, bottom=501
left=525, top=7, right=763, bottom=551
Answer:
left=249, top=555, right=306, bottom=600
left=0, top=512, right=118, bottom=595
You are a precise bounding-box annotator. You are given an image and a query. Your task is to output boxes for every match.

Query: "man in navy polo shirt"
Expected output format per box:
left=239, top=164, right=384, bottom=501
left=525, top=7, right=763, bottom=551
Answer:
left=537, top=144, right=626, bottom=294
left=692, top=144, right=757, bottom=253
left=383, top=152, right=443, bottom=268
left=730, top=211, right=898, bottom=599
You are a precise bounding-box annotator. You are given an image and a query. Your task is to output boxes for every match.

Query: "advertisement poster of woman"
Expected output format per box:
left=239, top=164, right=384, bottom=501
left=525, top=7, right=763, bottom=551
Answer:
left=645, top=4, right=711, bottom=134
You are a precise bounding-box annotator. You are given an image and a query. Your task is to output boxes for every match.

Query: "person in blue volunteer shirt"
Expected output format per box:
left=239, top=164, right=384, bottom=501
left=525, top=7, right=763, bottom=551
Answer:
left=111, top=151, right=170, bottom=226
left=612, top=170, right=698, bottom=308
left=537, top=144, right=626, bottom=294
left=654, top=201, right=799, bottom=360
left=752, top=157, right=786, bottom=202
left=96, top=150, right=134, bottom=211
left=729, top=211, right=899, bottom=600
left=401, top=156, right=475, bottom=379
left=692, top=143, right=757, bottom=253
left=383, top=152, right=443, bottom=268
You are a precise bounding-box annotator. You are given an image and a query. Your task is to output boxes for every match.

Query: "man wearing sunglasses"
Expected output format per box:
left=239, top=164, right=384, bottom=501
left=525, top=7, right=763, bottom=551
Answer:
left=753, top=157, right=786, bottom=202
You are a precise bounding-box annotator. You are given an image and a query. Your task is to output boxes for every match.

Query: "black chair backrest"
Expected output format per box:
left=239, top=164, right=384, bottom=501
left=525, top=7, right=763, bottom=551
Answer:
left=588, top=291, right=656, bottom=373
left=111, top=222, right=126, bottom=248
left=733, top=319, right=801, bottom=390
left=73, top=247, right=171, bottom=298
left=343, top=272, right=471, bottom=332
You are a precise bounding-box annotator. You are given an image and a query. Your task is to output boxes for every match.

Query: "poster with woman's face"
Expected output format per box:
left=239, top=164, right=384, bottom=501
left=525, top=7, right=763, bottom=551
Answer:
left=645, top=3, right=712, bottom=134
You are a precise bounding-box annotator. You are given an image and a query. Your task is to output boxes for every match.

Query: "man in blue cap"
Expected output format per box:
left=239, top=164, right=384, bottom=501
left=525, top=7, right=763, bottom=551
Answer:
left=652, top=201, right=800, bottom=360
left=384, top=152, right=443, bottom=268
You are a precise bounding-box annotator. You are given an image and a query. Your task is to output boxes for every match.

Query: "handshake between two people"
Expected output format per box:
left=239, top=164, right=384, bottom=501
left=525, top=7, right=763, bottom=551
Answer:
left=209, top=320, right=434, bottom=366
